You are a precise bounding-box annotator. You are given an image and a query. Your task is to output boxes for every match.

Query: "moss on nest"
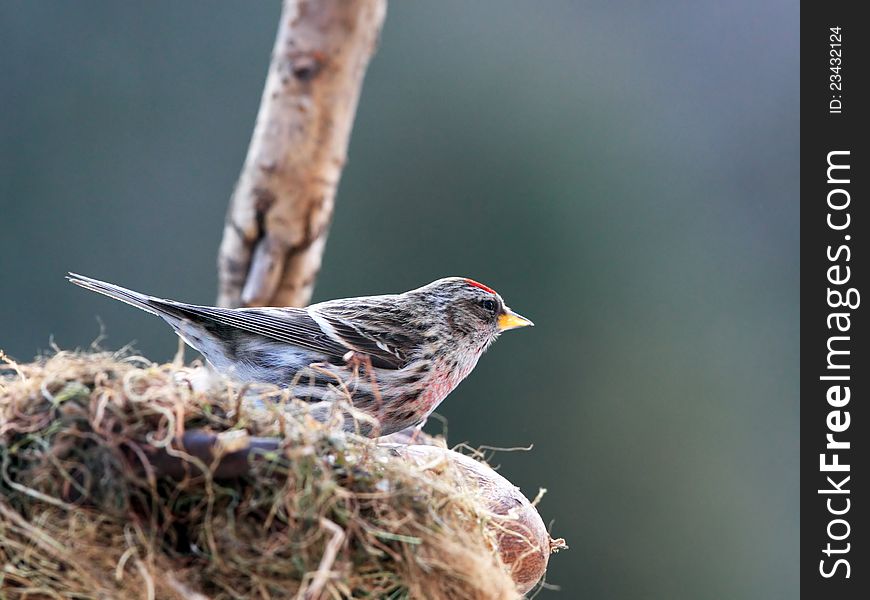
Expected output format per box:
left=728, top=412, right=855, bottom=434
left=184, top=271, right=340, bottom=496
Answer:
left=0, top=351, right=523, bottom=599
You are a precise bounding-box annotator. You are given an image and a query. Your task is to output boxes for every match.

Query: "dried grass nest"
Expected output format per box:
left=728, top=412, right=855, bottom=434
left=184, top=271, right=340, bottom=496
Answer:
left=0, top=350, right=564, bottom=599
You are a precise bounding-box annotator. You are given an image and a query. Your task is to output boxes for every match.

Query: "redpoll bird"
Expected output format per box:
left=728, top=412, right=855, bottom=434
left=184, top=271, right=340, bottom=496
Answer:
left=68, top=274, right=533, bottom=436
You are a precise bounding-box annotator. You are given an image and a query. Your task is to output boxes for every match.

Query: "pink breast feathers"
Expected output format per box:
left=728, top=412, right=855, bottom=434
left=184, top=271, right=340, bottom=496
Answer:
left=418, top=353, right=482, bottom=416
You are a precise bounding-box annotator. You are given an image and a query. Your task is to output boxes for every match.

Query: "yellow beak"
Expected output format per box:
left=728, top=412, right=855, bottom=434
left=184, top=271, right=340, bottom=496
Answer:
left=497, top=309, right=534, bottom=331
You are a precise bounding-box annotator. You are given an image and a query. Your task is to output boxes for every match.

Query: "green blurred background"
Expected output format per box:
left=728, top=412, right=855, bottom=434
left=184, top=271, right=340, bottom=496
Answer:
left=1, top=1, right=798, bottom=597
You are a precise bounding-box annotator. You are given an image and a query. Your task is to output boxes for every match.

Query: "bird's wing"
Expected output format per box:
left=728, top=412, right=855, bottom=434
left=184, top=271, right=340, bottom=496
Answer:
left=152, top=301, right=409, bottom=370
left=308, top=300, right=426, bottom=370
left=68, top=273, right=419, bottom=370
left=311, top=313, right=410, bottom=369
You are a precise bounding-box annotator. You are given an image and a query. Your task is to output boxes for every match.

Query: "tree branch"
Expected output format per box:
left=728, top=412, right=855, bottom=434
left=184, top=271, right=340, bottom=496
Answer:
left=217, top=0, right=387, bottom=308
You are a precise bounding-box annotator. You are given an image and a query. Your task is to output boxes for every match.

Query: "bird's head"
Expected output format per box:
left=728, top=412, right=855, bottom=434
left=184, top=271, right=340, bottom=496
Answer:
left=409, top=277, right=533, bottom=353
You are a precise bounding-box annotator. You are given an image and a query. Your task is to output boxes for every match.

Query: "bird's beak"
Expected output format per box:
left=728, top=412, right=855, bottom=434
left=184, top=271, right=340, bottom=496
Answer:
left=498, top=308, right=534, bottom=331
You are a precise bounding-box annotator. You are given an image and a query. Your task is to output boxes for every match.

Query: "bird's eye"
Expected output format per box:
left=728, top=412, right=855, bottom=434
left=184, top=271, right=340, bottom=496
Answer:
left=481, top=299, right=496, bottom=312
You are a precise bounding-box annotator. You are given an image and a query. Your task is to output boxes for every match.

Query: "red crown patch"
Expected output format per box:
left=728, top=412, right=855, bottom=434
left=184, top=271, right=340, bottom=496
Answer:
left=464, top=278, right=497, bottom=295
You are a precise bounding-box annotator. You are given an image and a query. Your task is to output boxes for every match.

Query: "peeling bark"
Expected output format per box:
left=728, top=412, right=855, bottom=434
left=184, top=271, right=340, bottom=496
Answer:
left=218, top=0, right=387, bottom=308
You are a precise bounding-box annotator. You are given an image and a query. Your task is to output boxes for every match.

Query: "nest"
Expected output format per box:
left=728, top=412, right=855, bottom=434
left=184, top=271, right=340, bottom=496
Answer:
left=0, top=350, right=548, bottom=599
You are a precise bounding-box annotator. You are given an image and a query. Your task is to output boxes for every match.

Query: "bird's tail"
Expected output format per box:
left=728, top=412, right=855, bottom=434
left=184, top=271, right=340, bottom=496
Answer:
left=67, top=273, right=163, bottom=317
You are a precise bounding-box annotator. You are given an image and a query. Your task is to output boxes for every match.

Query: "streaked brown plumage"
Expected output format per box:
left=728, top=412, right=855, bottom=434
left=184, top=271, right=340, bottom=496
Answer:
left=68, top=274, right=533, bottom=436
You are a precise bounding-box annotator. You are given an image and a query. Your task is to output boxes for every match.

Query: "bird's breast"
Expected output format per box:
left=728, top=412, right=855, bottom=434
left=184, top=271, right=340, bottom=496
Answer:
left=415, top=351, right=482, bottom=415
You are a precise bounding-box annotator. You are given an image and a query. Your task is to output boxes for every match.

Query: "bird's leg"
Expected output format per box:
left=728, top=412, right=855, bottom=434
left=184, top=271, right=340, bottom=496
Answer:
left=342, top=351, right=382, bottom=402
left=341, top=350, right=363, bottom=378
left=408, top=420, right=426, bottom=444
left=376, top=421, right=427, bottom=445
left=342, top=350, right=384, bottom=435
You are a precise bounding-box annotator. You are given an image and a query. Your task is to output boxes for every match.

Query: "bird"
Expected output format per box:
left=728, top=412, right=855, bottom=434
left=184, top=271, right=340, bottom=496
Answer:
left=68, top=274, right=533, bottom=436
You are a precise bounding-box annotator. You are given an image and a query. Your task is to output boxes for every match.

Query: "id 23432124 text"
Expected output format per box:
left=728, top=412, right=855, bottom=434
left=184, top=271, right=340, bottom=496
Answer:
left=829, top=26, right=843, bottom=114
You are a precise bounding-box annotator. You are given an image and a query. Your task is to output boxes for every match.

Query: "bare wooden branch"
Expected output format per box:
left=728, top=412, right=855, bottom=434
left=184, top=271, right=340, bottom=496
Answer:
left=218, top=0, right=387, bottom=308
left=146, top=430, right=281, bottom=480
